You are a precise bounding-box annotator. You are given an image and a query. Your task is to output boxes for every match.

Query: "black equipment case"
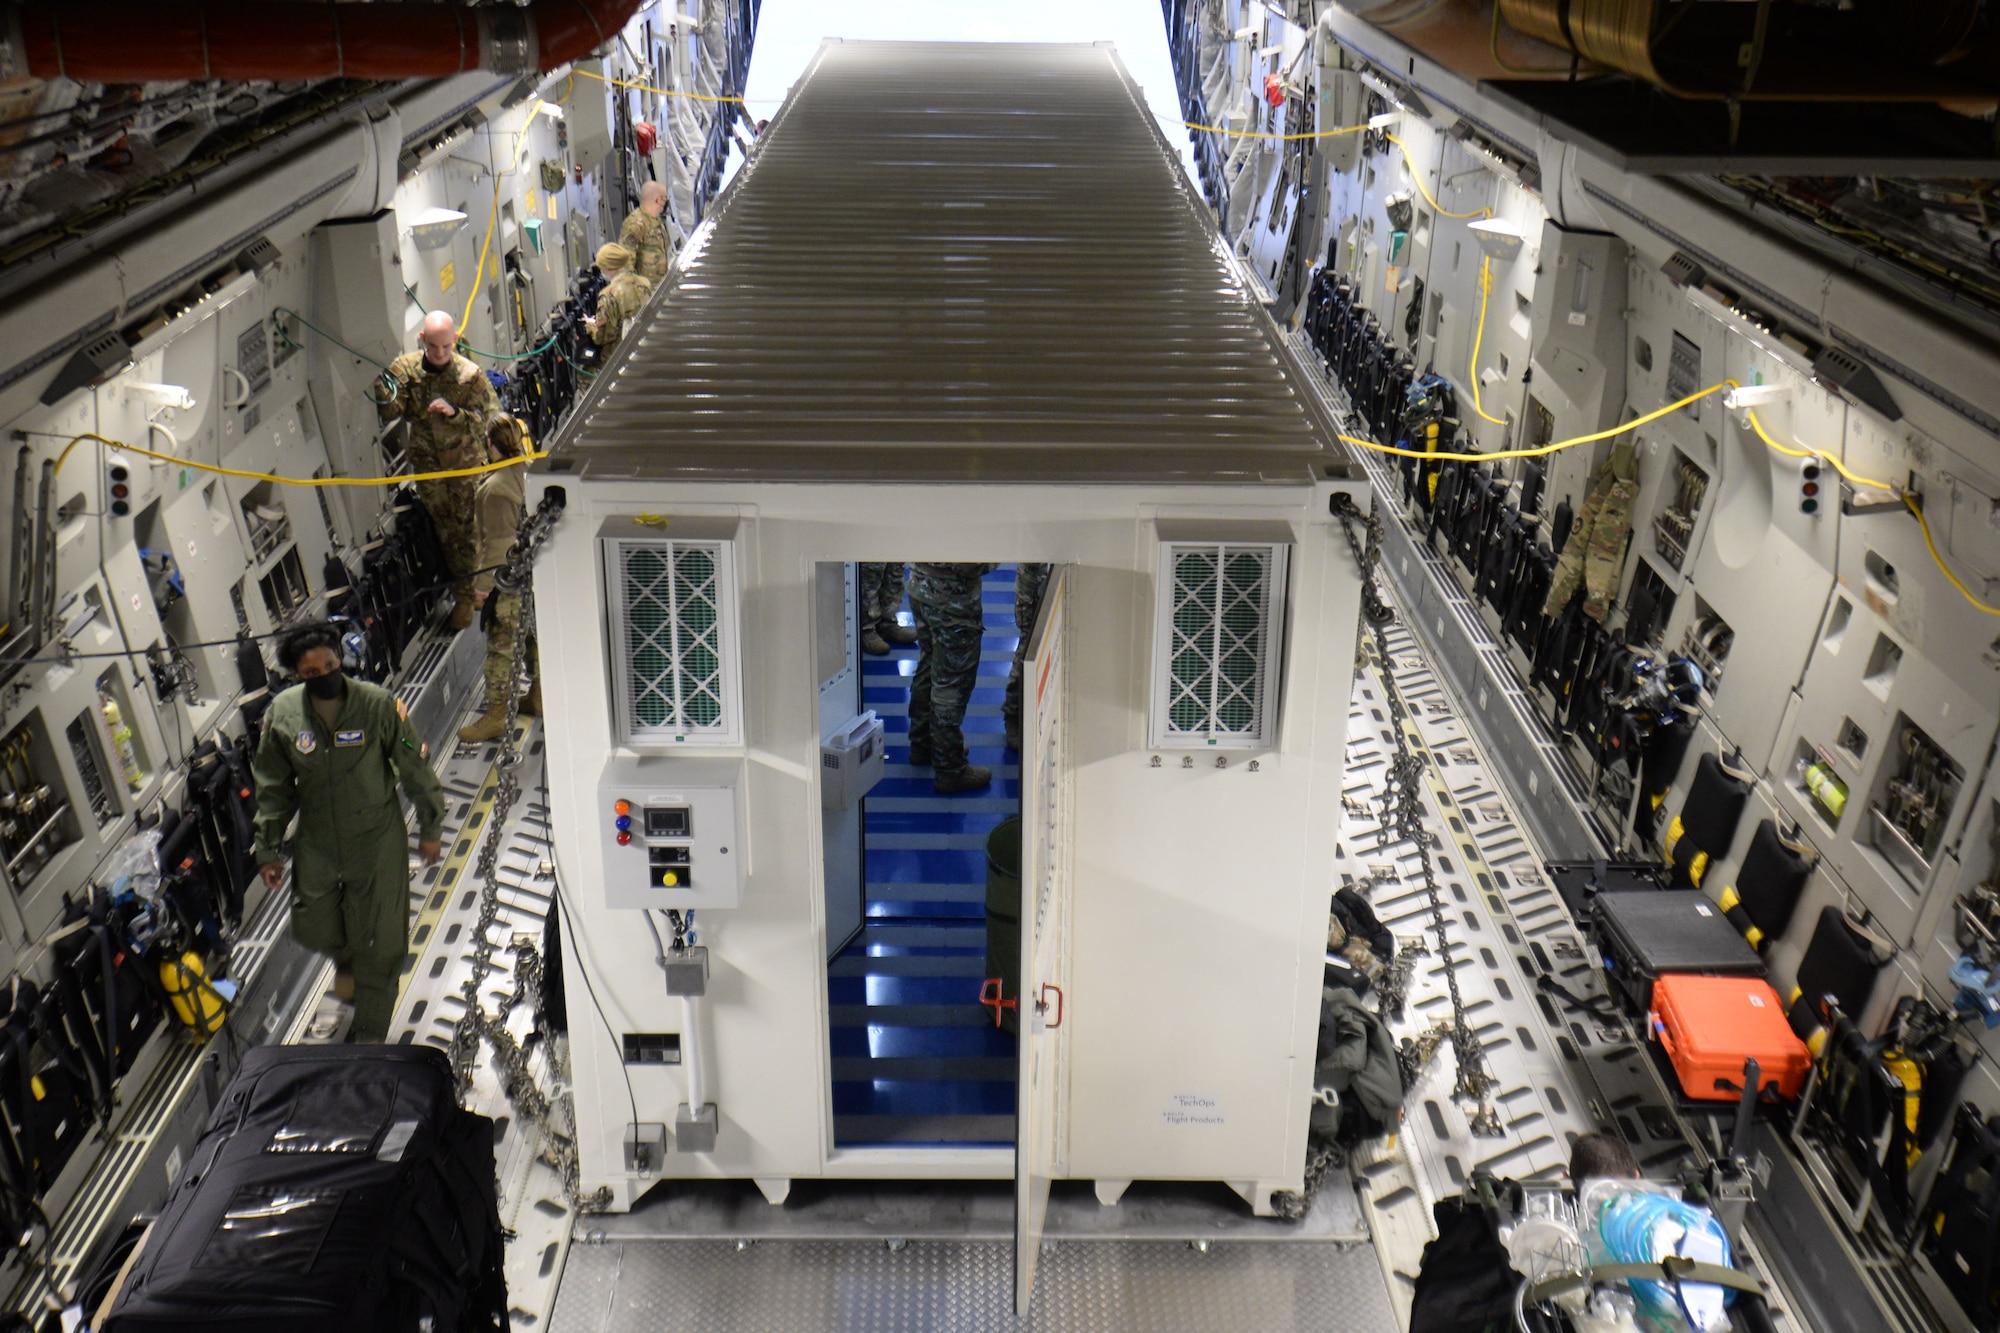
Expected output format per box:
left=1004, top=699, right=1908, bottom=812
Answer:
left=105, top=1044, right=505, bottom=1332
left=1545, top=858, right=1669, bottom=919
left=1592, top=890, right=1765, bottom=1013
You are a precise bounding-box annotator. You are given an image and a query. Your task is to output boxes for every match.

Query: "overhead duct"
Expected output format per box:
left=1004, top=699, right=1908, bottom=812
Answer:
left=1493, top=0, right=1996, bottom=101
left=1341, top=0, right=1584, bottom=80
left=11, top=0, right=642, bottom=83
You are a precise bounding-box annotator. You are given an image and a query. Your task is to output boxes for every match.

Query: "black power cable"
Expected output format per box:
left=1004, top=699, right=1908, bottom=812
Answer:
left=544, top=781, right=640, bottom=1154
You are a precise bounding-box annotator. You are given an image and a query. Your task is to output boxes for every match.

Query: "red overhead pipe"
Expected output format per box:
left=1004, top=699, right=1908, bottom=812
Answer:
left=13, top=0, right=642, bottom=84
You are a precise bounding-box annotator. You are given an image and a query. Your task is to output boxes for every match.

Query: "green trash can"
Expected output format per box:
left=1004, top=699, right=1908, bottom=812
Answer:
left=984, top=816, right=1022, bottom=1036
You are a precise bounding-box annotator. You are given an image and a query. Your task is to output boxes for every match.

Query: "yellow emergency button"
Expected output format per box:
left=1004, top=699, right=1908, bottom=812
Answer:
left=662, top=872, right=680, bottom=886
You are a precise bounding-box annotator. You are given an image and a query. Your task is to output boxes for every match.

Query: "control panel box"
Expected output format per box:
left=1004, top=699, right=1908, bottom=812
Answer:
left=598, top=756, right=744, bottom=910
left=820, top=711, right=885, bottom=810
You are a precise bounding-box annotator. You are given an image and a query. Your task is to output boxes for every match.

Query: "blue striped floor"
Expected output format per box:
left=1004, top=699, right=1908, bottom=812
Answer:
left=831, top=566, right=1021, bottom=1148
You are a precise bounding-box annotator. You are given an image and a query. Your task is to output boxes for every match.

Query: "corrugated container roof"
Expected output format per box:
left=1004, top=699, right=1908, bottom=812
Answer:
left=541, top=40, right=1350, bottom=484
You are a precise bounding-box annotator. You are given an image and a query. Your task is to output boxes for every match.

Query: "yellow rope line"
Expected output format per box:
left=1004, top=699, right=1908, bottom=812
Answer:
left=1468, top=255, right=1507, bottom=426
left=1386, top=133, right=1491, bottom=221
left=1336, top=382, right=1734, bottom=461
left=54, top=433, right=543, bottom=486
left=1743, top=408, right=1997, bottom=616
left=1742, top=407, right=1896, bottom=494
left=1905, top=491, right=2000, bottom=616
left=459, top=186, right=500, bottom=332
left=1341, top=381, right=1994, bottom=617
left=52, top=434, right=91, bottom=475
left=573, top=67, right=745, bottom=105
left=1183, top=120, right=1368, bottom=142
left=459, top=96, right=551, bottom=331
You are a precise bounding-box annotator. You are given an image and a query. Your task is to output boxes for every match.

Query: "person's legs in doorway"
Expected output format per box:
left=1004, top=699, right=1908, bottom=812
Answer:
left=859, top=563, right=918, bottom=656
left=907, top=597, right=936, bottom=767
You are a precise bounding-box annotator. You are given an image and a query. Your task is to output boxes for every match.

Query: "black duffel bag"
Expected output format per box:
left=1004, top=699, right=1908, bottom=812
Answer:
left=105, top=1044, right=505, bottom=1332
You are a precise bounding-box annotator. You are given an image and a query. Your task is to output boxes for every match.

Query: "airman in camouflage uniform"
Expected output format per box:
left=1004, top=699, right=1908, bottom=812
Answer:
left=907, top=563, right=995, bottom=794
left=459, top=417, right=541, bottom=743
left=382, top=311, right=496, bottom=629
left=619, top=180, right=671, bottom=280
left=1002, top=562, right=1050, bottom=752
left=1543, top=469, right=1637, bottom=623
left=858, top=562, right=919, bottom=655
left=587, top=243, right=653, bottom=352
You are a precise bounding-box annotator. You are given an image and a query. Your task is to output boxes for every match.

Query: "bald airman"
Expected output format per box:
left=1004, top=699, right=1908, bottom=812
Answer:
left=381, top=311, right=496, bottom=629
left=619, top=181, right=671, bottom=280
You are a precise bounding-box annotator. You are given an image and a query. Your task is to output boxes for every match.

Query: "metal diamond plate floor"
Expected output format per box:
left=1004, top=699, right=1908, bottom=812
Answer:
left=549, top=1236, right=1396, bottom=1332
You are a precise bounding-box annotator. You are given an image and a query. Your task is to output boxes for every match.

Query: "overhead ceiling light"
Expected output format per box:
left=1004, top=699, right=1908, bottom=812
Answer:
left=1468, top=217, right=1525, bottom=262
left=408, top=207, right=470, bottom=251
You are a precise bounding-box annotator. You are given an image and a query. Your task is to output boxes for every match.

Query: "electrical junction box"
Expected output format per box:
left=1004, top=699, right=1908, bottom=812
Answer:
left=599, top=756, right=743, bottom=910
left=663, top=945, right=708, bottom=997
left=676, top=1102, right=718, bottom=1154
left=821, top=711, right=884, bottom=810
left=623, top=1122, right=666, bottom=1175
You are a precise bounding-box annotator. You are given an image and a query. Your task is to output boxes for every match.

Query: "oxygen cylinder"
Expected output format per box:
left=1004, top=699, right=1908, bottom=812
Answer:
left=160, top=951, right=228, bottom=1035
left=1802, top=761, right=1848, bottom=820
left=100, top=694, right=144, bottom=791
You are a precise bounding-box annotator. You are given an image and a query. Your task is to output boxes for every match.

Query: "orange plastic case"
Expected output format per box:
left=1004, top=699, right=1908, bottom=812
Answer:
left=1651, top=974, right=1811, bottom=1102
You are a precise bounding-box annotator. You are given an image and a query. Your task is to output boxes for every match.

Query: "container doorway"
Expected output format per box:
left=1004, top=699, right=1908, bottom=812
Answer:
left=816, top=563, right=1042, bottom=1148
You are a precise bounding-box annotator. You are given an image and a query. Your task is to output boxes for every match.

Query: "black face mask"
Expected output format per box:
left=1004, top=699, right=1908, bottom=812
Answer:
left=305, top=671, right=345, bottom=701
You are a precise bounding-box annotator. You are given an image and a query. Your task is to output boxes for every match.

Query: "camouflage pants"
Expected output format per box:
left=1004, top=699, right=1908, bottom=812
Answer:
left=858, top=562, right=907, bottom=630
left=907, top=566, right=988, bottom=774
left=1543, top=474, right=1636, bottom=623
left=483, top=591, right=539, bottom=703
left=1002, top=563, right=1051, bottom=737
left=410, top=443, right=478, bottom=594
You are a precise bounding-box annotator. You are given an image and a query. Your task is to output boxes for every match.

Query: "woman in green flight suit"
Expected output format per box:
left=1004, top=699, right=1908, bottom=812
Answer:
left=252, top=623, right=446, bottom=1042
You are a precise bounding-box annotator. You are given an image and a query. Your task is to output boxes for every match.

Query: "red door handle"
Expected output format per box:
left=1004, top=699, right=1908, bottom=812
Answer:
left=979, top=978, right=1017, bottom=1028
left=1037, top=983, right=1064, bottom=1029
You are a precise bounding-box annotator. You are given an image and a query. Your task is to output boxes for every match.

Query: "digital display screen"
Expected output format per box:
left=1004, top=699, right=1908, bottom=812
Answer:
left=644, top=806, right=691, bottom=838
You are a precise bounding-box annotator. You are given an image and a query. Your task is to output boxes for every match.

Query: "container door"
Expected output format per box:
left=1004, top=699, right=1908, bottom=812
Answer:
left=816, top=563, right=865, bottom=959
left=1015, top=566, right=1073, bottom=1314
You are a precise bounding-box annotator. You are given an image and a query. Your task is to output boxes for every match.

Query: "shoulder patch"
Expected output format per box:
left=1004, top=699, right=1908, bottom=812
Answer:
left=396, top=697, right=409, bottom=720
